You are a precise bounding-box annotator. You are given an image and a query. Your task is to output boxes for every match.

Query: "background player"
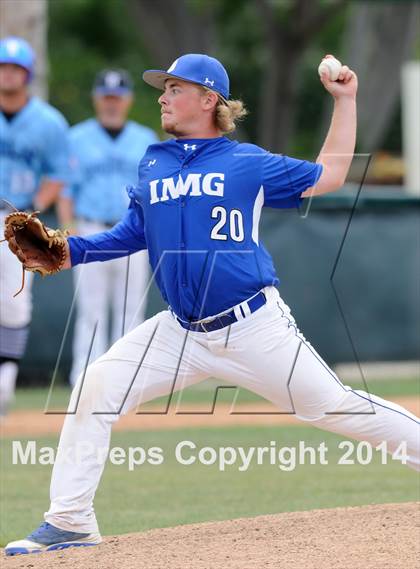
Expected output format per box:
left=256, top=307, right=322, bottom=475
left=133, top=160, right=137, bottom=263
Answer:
left=5, top=53, right=419, bottom=556
left=59, top=69, right=158, bottom=386
left=0, top=36, right=70, bottom=416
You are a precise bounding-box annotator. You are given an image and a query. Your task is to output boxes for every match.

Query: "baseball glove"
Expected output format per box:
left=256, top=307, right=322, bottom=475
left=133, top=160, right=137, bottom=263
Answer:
left=1, top=210, right=68, bottom=296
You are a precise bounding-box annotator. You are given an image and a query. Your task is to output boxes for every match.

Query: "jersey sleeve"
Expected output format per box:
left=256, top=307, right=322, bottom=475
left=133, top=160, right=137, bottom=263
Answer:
left=42, top=115, right=71, bottom=183
left=68, top=198, right=147, bottom=266
left=262, top=152, right=323, bottom=209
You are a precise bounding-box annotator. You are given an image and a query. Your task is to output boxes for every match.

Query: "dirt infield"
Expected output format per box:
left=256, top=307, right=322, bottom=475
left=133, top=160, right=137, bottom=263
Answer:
left=1, top=395, right=419, bottom=438
left=2, top=502, right=419, bottom=568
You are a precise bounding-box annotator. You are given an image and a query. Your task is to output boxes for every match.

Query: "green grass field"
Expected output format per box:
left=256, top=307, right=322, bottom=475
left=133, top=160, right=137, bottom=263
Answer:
left=1, top=378, right=419, bottom=547
left=9, top=376, right=420, bottom=412
left=1, top=426, right=419, bottom=546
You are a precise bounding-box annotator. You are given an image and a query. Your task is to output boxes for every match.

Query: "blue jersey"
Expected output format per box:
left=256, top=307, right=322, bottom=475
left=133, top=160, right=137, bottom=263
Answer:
left=66, top=119, right=158, bottom=224
left=69, top=137, right=322, bottom=320
left=0, top=97, right=70, bottom=209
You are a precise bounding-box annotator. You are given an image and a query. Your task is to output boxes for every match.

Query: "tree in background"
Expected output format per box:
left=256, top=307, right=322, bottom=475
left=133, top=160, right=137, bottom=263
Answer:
left=125, top=0, right=349, bottom=153
left=126, top=0, right=217, bottom=68
left=254, top=0, right=347, bottom=153
left=48, top=0, right=162, bottom=130
left=342, top=1, right=419, bottom=153
left=0, top=0, right=48, bottom=99
left=48, top=0, right=419, bottom=158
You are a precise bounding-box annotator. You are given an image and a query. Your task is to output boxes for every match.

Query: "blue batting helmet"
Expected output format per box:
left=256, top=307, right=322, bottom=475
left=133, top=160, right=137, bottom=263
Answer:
left=0, top=36, right=35, bottom=80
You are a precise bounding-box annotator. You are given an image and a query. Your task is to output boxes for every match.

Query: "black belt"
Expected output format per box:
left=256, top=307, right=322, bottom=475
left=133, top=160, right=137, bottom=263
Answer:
left=176, top=291, right=267, bottom=333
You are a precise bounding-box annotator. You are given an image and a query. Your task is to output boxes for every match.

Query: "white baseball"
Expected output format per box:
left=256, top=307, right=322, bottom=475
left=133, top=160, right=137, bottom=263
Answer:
left=318, top=57, right=342, bottom=81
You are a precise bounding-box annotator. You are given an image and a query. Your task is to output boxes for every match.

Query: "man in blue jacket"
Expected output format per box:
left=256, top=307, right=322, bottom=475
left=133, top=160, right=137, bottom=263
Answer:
left=59, top=69, right=158, bottom=386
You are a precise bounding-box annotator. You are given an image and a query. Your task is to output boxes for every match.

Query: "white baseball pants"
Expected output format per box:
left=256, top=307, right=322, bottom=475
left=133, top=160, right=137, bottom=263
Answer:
left=0, top=211, right=34, bottom=329
left=45, top=286, right=420, bottom=534
left=70, top=219, right=149, bottom=386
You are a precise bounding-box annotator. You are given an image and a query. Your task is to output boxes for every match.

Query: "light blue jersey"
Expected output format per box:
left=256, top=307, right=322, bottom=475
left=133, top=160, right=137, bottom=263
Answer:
left=67, top=119, right=158, bottom=224
left=0, top=97, right=70, bottom=210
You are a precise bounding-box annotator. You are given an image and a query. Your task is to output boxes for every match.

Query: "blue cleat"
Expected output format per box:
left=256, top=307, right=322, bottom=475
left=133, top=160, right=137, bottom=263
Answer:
left=4, top=521, right=102, bottom=556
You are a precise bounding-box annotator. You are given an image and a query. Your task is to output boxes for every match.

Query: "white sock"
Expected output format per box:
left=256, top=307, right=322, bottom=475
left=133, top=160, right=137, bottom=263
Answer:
left=0, top=361, right=19, bottom=416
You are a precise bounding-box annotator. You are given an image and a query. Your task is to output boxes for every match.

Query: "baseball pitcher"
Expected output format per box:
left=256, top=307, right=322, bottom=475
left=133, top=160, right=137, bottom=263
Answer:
left=5, top=53, right=419, bottom=556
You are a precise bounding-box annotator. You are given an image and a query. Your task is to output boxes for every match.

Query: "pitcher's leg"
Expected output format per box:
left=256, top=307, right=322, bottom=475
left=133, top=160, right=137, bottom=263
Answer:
left=46, top=311, right=209, bottom=533
left=215, top=289, right=420, bottom=471
left=273, top=297, right=420, bottom=471
left=310, top=387, right=420, bottom=470
left=280, top=337, right=420, bottom=471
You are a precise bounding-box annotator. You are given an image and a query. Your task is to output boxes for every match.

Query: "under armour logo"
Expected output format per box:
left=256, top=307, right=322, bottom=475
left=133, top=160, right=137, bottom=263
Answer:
left=148, top=159, right=157, bottom=166
left=204, top=78, right=214, bottom=86
left=183, top=144, right=197, bottom=151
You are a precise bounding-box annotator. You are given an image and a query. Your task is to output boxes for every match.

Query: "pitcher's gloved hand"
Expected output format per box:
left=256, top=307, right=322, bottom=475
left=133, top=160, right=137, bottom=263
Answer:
left=1, top=210, right=68, bottom=296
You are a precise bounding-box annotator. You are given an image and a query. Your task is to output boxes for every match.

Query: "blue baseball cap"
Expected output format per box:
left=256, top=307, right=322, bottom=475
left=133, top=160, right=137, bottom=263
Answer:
left=143, top=54, right=230, bottom=100
left=0, top=36, right=35, bottom=80
left=93, top=69, right=133, bottom=96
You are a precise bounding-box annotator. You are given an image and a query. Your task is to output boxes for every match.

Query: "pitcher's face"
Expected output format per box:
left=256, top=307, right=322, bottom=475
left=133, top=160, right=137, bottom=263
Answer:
left=158, top=79, right=209, bottom=137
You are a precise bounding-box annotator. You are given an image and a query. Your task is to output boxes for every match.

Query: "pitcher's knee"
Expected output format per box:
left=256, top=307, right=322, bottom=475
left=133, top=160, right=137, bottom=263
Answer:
left=69, top=363, right=107, bottom=416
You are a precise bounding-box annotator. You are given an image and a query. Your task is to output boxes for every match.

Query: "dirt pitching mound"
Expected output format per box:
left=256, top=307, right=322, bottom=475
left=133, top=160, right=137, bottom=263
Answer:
left=2, top=502, right=419, bottom=569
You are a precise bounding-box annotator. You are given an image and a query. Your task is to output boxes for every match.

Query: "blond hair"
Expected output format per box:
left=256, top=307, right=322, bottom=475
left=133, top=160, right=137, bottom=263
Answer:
left=215, top=98, right=248, bottom=134
left=201, top=87, right=248, bottom=134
